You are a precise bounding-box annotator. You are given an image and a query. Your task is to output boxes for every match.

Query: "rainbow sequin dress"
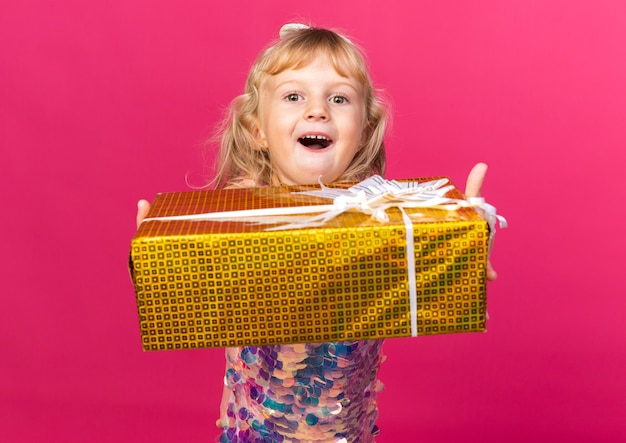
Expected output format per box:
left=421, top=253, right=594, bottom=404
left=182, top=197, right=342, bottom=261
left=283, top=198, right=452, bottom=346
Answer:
left=218, top=340, right=385, bottom=443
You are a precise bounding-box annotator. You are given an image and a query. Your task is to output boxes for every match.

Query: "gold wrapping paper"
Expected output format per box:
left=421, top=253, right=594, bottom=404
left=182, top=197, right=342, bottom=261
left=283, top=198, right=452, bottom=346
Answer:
left=129, top=178, right=489, bottom=351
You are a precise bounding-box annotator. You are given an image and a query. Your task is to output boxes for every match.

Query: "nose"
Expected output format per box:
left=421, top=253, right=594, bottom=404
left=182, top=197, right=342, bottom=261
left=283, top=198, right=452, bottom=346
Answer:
left=305, top=98, right=328, bottom=121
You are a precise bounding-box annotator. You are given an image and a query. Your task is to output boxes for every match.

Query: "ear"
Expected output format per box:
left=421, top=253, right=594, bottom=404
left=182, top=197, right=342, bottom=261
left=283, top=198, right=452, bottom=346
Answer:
left=252, top=118, right=268, bottom=151
left=358, top=121, right=370, bottom=150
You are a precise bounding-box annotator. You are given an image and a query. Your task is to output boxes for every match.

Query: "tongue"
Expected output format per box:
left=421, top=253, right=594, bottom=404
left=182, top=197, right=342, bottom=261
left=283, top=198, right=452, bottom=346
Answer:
left=305, top=143, right=326, bottom=150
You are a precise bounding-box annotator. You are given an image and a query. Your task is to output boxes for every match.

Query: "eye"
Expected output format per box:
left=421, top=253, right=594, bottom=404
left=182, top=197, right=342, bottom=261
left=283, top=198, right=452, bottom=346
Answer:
left=284, top=93, right=302, bottom=102
left=330, top=95, right=349, bottom=104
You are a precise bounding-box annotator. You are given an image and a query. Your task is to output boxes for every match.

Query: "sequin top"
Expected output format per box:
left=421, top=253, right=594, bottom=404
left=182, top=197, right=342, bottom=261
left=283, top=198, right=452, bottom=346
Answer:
left=218, top=340, right=385, bottom=443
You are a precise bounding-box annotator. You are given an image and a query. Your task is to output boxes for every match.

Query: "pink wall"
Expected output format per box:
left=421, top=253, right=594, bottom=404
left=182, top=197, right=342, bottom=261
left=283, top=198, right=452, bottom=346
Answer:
left=2, top=1, right=624, bottom=441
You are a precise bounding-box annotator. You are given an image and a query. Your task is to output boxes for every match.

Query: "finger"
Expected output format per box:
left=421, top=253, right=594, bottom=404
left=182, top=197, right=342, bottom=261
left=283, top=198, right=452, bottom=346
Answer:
left=465, top=162, right=488, bottom=198
left=486, top=259, right=498, bottom=281
left=136, top=199, right=151, bottom=228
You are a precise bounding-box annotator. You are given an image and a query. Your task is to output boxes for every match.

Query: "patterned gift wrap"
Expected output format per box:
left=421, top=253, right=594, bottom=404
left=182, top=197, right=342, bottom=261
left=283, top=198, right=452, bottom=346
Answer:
left=129, top=177, right=490, bottom=351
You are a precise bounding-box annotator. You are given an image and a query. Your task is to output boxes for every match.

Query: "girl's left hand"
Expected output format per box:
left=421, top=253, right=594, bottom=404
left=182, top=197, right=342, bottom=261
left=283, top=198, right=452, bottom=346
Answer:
left=464, top=163, right=498, bottom=281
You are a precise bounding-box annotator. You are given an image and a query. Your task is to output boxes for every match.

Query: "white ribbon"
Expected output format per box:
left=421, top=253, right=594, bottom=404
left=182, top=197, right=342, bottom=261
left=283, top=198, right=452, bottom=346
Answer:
left=143, top=176, right=507, bottom=337
left=400, top=207, right=418, bottom=336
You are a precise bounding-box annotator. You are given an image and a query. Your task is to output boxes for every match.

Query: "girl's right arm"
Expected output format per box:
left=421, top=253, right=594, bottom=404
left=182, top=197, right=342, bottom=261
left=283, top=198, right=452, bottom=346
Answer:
left=136, top=197, right=232, bottom=419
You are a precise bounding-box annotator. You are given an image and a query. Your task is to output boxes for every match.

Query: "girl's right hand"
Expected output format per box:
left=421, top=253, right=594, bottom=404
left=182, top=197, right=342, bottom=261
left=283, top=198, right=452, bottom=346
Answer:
left=136, top=199, right=151, bottom=229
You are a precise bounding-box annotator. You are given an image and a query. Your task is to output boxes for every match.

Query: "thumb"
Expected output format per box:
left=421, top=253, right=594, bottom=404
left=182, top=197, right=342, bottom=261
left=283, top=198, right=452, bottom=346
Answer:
left=136, top=199, right=151, bottom=229
left=465, top=162, right=488, bottom=198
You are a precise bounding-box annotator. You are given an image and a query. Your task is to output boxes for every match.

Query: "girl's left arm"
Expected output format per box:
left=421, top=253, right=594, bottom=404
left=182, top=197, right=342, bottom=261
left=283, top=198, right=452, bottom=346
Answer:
left=464, top=163, right=498, bottom=281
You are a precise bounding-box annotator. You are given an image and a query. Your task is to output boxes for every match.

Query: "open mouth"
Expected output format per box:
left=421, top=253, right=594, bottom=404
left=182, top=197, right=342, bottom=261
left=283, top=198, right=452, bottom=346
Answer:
left=298, top=135, right=332, bottom=150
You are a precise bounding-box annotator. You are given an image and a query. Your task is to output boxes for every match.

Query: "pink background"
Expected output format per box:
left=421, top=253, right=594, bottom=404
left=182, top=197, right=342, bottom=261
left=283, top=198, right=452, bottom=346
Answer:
left=2, top=1, right=625, bottom=442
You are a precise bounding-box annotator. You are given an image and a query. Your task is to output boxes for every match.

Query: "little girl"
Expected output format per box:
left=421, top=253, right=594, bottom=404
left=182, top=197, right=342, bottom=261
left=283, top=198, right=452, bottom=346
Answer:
left=137, top=23, right=496, bottom=443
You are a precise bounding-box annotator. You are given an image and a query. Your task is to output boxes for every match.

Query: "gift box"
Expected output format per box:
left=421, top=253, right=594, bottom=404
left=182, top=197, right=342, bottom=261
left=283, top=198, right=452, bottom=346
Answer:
left=129, top=176, right=492, bottom=351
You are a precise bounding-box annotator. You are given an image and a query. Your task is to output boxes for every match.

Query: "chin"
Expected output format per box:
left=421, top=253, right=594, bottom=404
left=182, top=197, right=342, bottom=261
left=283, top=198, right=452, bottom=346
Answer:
left=301, top=172, right=340, bottom=185
left=296, top=176, right=323, bottom=186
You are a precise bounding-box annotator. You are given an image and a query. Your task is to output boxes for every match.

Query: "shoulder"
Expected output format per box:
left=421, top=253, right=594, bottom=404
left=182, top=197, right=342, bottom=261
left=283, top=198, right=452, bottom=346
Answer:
left=224, top=177, right=262, bottom=190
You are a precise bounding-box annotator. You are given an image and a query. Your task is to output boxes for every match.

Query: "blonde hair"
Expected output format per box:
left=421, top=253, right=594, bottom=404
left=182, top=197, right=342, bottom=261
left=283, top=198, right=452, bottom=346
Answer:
left=212, top=26, right=388, bottom=189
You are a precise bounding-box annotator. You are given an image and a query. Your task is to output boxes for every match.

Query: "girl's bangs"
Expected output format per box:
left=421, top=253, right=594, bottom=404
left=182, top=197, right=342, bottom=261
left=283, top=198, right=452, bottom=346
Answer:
left=263, top=40, right=368, bottom=84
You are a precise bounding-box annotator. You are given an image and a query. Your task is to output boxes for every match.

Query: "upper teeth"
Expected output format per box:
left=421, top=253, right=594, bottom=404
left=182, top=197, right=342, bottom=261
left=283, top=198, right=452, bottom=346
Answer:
left=302, top=135, right=328, bottom=140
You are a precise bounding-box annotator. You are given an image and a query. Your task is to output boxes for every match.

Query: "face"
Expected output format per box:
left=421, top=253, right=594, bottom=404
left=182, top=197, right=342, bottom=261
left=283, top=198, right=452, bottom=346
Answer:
left=255, top=55, right=366, bottom=185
